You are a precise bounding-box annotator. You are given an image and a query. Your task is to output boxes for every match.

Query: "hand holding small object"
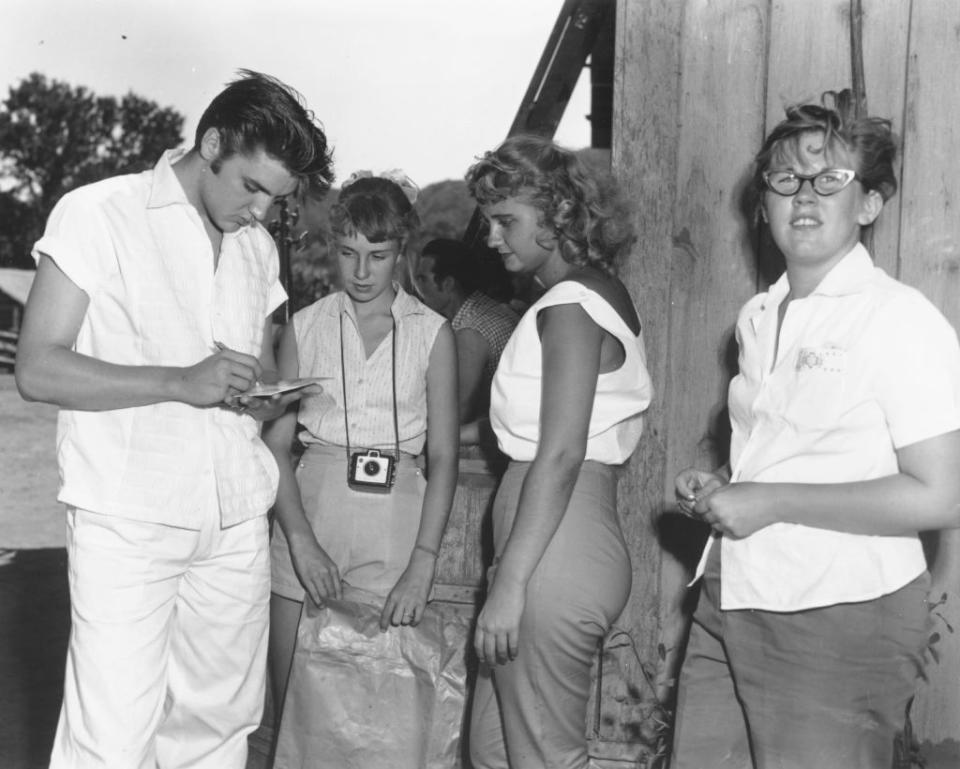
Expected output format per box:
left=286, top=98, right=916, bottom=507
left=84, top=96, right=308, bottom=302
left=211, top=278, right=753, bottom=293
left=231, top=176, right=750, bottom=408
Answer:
left=213, top=342, right=326, bottom=419
left=176, top=341, right=261, bottom=407
left=213, top=341, right=263, bottom=410
left=694, top=482, right=779, bottom=538
left=675, top=468, right=724, bottom=517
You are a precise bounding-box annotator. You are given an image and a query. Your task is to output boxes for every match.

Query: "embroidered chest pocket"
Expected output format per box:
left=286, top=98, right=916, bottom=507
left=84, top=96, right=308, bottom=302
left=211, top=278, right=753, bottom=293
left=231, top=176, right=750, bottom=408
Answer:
left=781, top=346, right=847, bottom=428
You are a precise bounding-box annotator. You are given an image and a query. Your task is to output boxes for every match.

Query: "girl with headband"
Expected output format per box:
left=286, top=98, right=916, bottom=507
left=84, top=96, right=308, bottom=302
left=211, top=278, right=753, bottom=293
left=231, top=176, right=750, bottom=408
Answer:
left=262, top=170, right=458, bottom=720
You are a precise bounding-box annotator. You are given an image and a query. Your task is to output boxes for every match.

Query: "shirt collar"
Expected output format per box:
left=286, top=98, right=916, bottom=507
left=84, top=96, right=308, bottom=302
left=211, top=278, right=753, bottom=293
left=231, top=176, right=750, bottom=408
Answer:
left=147, top=149, right=191, bottom=209
left=331, top=282, right=427, bottom=321
left=807, top=242, right=876, bottom=298
left=749, top=243, right=875, bottom=329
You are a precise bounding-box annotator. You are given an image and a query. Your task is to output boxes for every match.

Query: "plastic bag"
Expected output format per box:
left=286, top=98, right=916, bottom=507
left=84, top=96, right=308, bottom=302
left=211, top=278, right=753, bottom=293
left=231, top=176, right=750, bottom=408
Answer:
left=273, top=587, right=471, bottom=769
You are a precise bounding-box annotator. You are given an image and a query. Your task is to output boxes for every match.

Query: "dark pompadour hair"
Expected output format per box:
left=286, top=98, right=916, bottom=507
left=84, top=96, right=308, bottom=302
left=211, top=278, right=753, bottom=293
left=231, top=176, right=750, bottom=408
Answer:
left=195, top=69, right=334, bottom=200
left=421, top=238, right=483, bottom=293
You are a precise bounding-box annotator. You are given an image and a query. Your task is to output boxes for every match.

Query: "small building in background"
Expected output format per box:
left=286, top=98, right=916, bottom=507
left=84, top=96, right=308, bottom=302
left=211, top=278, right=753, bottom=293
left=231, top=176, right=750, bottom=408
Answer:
left=0, top=267, right=34, bottom=369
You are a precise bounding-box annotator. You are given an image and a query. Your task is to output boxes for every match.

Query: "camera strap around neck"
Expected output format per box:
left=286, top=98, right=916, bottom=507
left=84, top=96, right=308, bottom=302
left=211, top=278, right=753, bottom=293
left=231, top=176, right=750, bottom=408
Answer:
left=339, top=308, right=400, bottom=466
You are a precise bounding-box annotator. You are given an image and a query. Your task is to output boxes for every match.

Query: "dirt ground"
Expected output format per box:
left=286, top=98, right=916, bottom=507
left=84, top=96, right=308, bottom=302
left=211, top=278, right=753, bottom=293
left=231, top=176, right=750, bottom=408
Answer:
left=0, top=374, right=68, bottom=769
left=0, top=373, right=63, bottom=549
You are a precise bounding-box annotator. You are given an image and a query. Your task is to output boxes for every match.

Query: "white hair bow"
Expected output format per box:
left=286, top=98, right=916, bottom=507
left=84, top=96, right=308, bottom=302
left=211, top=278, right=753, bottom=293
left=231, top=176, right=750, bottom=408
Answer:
left=341, top=168, right=419, bottom=204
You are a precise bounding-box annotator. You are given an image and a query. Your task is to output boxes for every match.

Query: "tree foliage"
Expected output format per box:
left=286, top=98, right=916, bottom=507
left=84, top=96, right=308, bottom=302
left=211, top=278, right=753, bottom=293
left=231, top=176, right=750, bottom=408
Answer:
left=410, top=179, right=475, bottom=254
left=0, top=72, right=184, bottom=267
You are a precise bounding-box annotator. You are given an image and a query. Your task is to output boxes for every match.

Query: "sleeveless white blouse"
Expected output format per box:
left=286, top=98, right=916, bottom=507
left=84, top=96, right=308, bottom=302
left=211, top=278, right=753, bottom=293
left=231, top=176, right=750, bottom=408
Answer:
left=490, top=281, right=653, bottom=464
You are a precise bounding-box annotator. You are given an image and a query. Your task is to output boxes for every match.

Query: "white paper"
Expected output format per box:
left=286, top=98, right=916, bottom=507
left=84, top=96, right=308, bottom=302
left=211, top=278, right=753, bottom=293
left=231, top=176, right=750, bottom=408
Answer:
left=241, top=377, right=330, bottom=398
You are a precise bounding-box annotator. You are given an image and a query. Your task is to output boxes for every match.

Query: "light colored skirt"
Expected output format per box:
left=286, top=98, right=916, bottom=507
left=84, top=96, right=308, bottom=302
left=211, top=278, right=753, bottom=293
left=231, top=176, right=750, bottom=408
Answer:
left=270, top=445, right=426, bottom=601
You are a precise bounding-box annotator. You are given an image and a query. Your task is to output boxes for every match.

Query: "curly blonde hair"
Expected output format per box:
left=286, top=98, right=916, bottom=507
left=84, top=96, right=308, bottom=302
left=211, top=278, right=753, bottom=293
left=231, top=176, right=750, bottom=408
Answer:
left=465, top=135, right=634, bottom=275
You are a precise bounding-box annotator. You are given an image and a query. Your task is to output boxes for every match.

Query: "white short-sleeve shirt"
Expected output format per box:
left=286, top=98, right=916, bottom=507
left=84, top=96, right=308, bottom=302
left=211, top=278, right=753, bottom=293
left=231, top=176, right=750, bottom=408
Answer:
left=32, top=150, right=286, bottom=528
left=697, top=244, right=960, bottom=611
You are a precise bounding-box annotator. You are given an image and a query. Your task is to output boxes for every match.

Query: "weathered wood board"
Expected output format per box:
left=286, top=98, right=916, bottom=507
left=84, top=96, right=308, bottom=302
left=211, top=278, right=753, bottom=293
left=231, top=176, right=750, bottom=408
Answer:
left=607, top=0, right=960, bottom=765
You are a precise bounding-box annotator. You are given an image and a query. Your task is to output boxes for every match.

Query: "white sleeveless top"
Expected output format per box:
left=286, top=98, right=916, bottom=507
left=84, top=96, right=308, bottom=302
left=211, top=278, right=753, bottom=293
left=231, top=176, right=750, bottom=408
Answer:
left=490, top=281, right=653, bottom=463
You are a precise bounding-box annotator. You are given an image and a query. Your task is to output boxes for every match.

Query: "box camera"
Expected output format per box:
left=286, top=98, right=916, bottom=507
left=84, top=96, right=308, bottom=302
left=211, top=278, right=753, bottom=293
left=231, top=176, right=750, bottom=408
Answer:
left=348, top=449, right=396, bottom=493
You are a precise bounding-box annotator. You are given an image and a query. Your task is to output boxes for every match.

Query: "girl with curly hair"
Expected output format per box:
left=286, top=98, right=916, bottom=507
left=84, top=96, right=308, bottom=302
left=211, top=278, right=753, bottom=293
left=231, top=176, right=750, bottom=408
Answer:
left=465, top=135, right=653, bottom=769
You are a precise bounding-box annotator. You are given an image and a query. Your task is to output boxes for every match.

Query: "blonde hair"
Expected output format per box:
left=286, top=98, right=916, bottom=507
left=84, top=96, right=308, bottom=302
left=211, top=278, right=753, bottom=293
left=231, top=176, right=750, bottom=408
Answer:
left=466, top=135, right=634, bottom=274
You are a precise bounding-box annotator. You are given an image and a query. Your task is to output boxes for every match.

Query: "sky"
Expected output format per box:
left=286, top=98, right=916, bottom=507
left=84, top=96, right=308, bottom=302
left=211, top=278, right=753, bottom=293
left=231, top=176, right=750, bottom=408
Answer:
left=0, top=0, right=592, bottom=187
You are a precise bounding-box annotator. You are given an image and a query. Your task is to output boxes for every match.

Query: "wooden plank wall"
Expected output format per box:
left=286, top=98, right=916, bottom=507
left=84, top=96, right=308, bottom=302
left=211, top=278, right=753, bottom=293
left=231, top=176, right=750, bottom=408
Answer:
left=897, top=2, right=960, bottom=762
left=607, top=0, right=960, bottom=764
left=596, top=1, right=684, bottom=761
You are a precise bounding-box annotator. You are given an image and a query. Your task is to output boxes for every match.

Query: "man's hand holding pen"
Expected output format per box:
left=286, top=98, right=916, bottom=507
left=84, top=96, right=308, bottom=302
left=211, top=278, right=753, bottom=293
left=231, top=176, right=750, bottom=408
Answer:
left=211, top=340, right=323, bottom=421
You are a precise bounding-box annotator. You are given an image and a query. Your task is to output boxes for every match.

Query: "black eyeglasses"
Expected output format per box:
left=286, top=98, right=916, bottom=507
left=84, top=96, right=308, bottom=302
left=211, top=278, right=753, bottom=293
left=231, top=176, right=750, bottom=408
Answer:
left=762, top=168, right=859, bottom=197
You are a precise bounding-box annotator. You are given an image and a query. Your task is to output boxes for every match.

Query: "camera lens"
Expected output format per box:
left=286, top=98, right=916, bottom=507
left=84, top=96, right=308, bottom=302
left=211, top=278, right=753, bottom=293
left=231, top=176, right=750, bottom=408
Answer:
left=363, top=460, right=380, bottom=477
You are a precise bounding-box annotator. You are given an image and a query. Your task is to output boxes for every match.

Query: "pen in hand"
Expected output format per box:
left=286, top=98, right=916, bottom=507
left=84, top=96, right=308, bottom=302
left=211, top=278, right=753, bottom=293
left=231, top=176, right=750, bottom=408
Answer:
left=211, top=341, right=260, bottom=405
left=211, top=341, right=241, bottom=405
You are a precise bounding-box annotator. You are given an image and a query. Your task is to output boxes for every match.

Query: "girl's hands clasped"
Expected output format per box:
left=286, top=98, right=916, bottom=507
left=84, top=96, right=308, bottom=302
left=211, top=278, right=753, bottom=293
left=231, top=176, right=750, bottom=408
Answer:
left=692, top=482, right=779, bottom=538
left=676, top=468, right=779, bottom=538
left=675, top=468, right=725, bottom=516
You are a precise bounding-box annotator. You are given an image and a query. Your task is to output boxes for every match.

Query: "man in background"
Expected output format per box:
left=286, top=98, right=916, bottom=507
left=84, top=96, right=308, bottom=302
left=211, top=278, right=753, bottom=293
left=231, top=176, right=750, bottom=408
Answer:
left=413, top=238, right=519, bottom=427
left=15, top=70, right=333, bottom=769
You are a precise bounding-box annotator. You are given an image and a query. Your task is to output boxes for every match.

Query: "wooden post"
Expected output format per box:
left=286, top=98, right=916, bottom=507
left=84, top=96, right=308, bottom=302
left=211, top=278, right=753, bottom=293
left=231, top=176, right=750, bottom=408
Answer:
left=608, top=0, right=960, bottom=765
left=764, top=0, right=909, bottom=275
left=599, top=0, right=685, bottom=763
left=897, top=2, right=960, bottom=762
left=658, top=0, right=771, bottom=740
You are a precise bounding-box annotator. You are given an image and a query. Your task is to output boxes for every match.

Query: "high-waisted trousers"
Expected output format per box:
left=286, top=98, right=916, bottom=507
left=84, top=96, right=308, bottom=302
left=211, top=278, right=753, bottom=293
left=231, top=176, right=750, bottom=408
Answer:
left=469, top=460, right=632, bottom=769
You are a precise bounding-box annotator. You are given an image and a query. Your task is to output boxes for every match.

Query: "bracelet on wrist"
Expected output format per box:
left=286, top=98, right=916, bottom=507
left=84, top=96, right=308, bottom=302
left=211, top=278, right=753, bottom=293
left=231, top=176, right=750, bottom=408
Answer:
left=414, top=542, right=439, bottom=558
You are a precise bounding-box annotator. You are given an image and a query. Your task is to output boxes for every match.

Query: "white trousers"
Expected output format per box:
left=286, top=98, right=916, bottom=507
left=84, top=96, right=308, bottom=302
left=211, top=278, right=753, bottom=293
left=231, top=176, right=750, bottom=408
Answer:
left=49, top=505, right=271, bottom=769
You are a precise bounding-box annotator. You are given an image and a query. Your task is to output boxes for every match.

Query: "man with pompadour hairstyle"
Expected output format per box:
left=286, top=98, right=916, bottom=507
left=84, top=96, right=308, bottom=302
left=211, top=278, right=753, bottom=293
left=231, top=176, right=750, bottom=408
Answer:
left=16, top=70, right=333, bottom=769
